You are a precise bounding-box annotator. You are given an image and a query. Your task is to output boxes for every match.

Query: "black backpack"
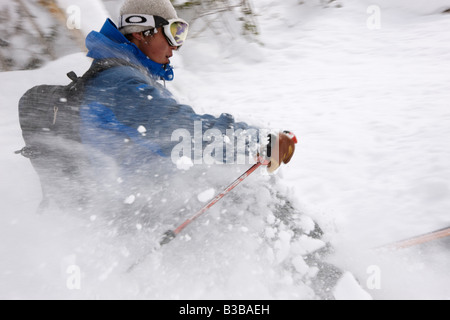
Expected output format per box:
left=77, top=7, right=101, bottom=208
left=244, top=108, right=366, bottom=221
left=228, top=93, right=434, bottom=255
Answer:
left=16, top=58, right=137, bottom=212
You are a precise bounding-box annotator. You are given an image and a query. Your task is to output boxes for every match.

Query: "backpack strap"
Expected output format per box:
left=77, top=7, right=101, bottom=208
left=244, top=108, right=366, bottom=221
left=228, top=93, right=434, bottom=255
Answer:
left=66, top=58, right=144, bottom=92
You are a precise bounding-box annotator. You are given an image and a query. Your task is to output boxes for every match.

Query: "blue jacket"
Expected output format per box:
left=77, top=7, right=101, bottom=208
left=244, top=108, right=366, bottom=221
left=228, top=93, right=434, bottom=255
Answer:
left=80, top=19, right=257, bottom=180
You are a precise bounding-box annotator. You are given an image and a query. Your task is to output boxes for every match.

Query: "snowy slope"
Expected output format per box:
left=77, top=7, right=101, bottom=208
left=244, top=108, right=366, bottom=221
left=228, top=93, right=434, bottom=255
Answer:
left=1, top=0, right=450, bottom=300
left=172, top=0, right=450, bottom=298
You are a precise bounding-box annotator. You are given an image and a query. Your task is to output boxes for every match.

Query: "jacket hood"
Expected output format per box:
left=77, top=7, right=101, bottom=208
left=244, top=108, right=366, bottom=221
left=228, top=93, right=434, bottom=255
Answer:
left=85, top=19, right=174, bottom=81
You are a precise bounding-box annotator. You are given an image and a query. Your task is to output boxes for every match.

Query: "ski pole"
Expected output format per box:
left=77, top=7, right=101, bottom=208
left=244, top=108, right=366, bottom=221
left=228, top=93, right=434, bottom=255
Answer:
left=381, top=226, right=450, bottom=250
left=160, top=161, right=263, bottom=246
left=127, top=161, right=263, bottom=272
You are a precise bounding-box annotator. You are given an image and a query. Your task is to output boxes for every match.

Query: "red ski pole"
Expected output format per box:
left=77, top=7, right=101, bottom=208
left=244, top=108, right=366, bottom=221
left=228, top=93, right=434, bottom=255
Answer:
left=127, top=161, right=263, bottom=272
left=160, top=161, right=263, bottom=245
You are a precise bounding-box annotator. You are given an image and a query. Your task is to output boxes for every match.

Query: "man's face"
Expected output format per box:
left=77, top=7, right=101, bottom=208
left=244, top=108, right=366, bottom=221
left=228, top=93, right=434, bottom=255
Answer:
left=139, top=27, right=177, bottom=65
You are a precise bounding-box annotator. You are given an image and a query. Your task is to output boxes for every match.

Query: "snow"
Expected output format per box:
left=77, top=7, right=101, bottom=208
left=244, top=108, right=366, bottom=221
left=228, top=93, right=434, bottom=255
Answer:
left=197, top=188, right=216, bottom=203
left=333, top=272, right=373, bottom=300
left=124, top=195, right=136, bottom=204
left=1, top=0, right=450, bottom=300
left=176, top=156, right=194, bottom=171
left=137, top=125, right=147, bottom=134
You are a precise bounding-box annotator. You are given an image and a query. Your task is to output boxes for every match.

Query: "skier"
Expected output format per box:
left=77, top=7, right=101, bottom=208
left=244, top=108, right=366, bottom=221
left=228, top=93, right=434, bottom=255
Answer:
left=79, top=0, right=297, bottom=204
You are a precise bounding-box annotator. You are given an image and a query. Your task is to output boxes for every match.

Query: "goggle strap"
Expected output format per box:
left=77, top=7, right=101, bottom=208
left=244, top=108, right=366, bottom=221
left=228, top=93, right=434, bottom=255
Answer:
left=119, top=14, right=168, bottom=29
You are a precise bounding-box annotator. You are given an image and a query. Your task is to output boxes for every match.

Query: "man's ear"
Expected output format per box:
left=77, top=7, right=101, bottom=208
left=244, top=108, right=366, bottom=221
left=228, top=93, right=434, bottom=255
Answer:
left=131, top=32, right=144, bottom=42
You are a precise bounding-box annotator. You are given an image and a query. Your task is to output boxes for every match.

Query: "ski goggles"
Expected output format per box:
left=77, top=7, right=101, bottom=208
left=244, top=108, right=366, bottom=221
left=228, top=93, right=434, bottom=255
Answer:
left=119, top=14, right=189, bottom=47
left=163, top=19, right=189, bottom=47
